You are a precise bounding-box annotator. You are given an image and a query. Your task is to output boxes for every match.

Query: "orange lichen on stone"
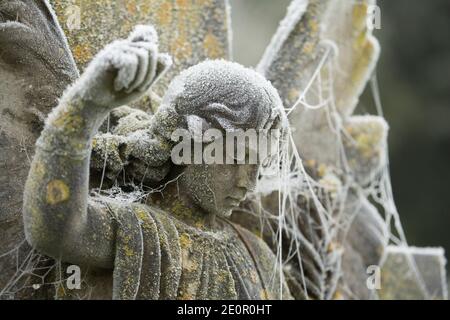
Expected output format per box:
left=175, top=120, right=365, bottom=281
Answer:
left=156, top=1, right=173, bottom=27
left=72, top=44, right=93, bottom=66
left=176, top=0, right=189, bottom=8
left=259, top=289, right=269, bottom=299
left=203, top=32, right=222, bottom=59
left=171, top=34, right=193, bottom=61
left=333, top=290, right=345, bottom=300
left=126, top=1, right=137, bottom=15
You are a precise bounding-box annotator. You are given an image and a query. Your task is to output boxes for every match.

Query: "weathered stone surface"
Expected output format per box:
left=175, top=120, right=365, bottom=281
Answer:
left=50, top=0, right=232, bottom=100
left=258, top=0, right=380, bottom=170
left=253, top=1, right=393, bottom=301
left=258, top=0, right=379, bottom=115
left=379, top=246, right=448, bottom=300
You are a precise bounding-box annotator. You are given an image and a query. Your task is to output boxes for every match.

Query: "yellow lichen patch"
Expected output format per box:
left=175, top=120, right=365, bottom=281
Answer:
left=194, top=221, right=205, bottom=229
left=203, top=32, right=222, bottom=59
left=308, top=19, right=319, bottom=33
left=179, top=232, right=193, bottom=249
left=327, top=241, right=340, bottom=253
left=333, top=290, right=345, bottom=300
left=135, top=207, right=153, bottom=229
left=355, top=132, right=381, bottom=158
left=126, top=1, right=137, bottom=15
left=46, top=180, right=70, bottom=205
left=356, top=133, right=373, bottom=156
left=171, top=200, right=193, bottom=221
left=171, top=34, right=193, bottom=61
left=305, top=159, right=317, bottom=169
left=302, top=41, right=315, bottom=55
left=317, top=163, right=327, bottom=178
left=156, top=1, right=173, bottom=26
left=176, top=0, right=189, bottom=8
left=345, top=119, right=384, bottom=159
left=252, top=229, right=263, bottom=239
left=352, top=2, right=369, bottom=31
left=123, top=245, right=135, bottom=257
left=56, top=283, right=67, bottom=298
left=53, top=111, right=84, bottom=134
left=351, top=38, right=375, bottom=85
left=353, top=27, right=368, bottom=51
left=217, top=269, right=229, bottom=283
left=259, top=289, right=269, bottom=300
left=72, top=44, right=93, bottom=66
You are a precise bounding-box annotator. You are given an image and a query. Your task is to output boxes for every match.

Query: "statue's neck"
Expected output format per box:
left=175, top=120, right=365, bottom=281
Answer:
left=148, top=182, right=218, bottom=230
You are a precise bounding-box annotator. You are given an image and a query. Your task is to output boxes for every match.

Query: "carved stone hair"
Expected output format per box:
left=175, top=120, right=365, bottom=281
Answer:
left=152, top=60, right=285, bottom=141
left=101, top=60, right=288, bottom=185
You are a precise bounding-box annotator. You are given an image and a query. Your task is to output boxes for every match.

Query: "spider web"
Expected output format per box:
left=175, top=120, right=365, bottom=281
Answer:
left=247, top=38, right=434, bottom=300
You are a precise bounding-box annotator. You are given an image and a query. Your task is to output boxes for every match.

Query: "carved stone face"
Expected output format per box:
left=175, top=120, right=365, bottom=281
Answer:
left=178, top=162, right=259, bottom=218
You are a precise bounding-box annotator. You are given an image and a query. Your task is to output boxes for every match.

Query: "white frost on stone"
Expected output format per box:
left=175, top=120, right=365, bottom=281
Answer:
left=256, top=0, right=309, bottom=75
left=160, top=59, right=286, bottom=134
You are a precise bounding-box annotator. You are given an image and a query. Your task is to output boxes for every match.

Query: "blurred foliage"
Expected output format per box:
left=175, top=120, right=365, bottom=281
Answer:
left=230, top=0, right=450, bottom=267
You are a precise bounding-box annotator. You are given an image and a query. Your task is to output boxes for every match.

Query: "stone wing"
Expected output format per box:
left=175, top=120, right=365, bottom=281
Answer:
left=0, top=0, right=78, bottom=298
left=239, top=0, right=388, bottom=300
left=51, top=0, right=232, bottom=99
left=258, top=0, right=379, bottom=115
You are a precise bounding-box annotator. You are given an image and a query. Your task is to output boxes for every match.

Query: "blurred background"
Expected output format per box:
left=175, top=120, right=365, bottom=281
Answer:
left=230, top=0, right=450, bottom=267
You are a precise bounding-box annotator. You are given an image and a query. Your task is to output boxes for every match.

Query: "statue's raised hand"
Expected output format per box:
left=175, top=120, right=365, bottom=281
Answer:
left=75, top=25, right=171, bottom=109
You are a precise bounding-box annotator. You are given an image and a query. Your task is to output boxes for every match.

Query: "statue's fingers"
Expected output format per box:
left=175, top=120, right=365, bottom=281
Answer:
left=123, top=46, right=149, bottom=94
left=112, top=50, right=139, bottom=92
left=128, top=41, right=159, bottom=92
left=137, top=47, right=159, bottom=93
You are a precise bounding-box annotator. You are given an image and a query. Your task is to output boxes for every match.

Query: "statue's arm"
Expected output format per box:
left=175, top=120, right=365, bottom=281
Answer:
left=90, top=106, right=174, bottom=185
left=23, top=25, right=169, bottom=268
